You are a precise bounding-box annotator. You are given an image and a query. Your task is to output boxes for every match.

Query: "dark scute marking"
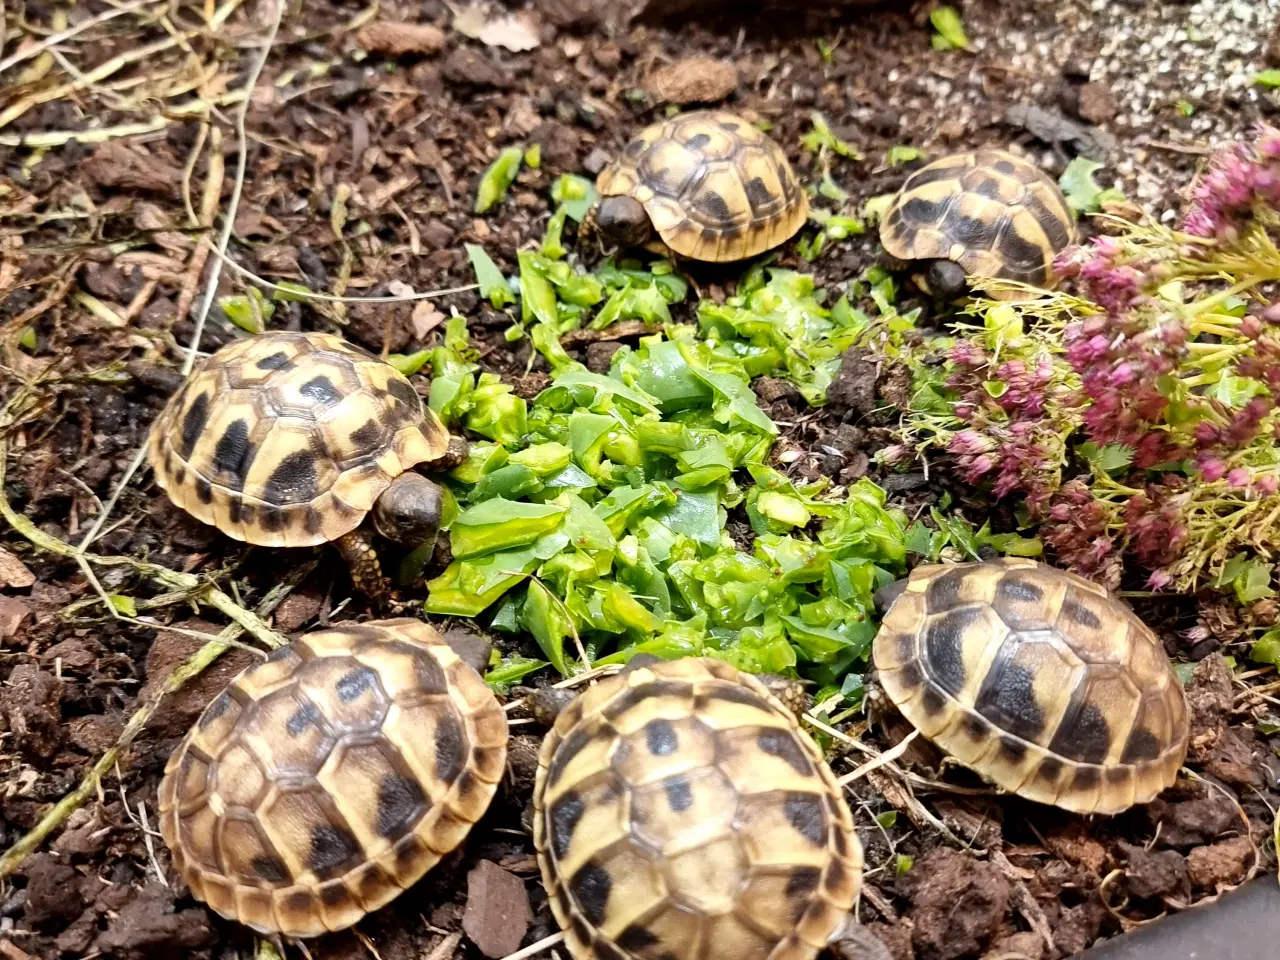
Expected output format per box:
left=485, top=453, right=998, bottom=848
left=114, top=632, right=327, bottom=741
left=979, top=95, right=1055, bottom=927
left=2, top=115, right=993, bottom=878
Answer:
left=376, top=775, right=426, bottom=839
left=685, top=132, right=711, bottom=150
left=905, top=162, right=970, bottom=191
left=997, top=576, right=1044, bottom=604
left=410, top=648, right=447, bottom=694
left=975, top=662, right=1045, bottom=742
left=548, top=727, right=592, bottom=787
left=824, top=859, right=848, bottom=896
left=195, top=476, right=213, bottom=505
left=336, top=666, right=377, bottom=702
left=304, top=506, right=323, bottom=535
left=434, top=712, right=465, bottom=783
left=257, top=352, right=292, bottom=371
left=603, top=680, right=688, bottom=721
left=696, top=190, right=734, bottom=223
left=1071, top=765, right=1101, bottom=790
left=321, top=885, right=352, bottom=907
left=925, top=567, right=968, bottom=612
left=901, top=196, right=948, bottom=226
left=569, top=917, right=593, bottom=947
left=1061, top=597, right=1103, bottom=631
left=999, top=228, right=1049, bottom=270
left=263, top=451, right=319, bottom=505
left=757, top=729, right=812, bottom=775
left=260, top=506, right=285, bottom=532
left=942, top=211, right=997, bottom=247
left=624, top=138, right=648, bottom=158
left=832, top=829, right=849, bottom=857
left=349, top=420, right=383, bottom=453
left=570, top=862, right=612, bottom=926
left=230, top=498, right=247, bottom=524
left=783, top=794, right=826, bottom=846
left=251, top=856, right=288, bottom=883
left=1121, top=727, right=1162, bottom=764
left=200, top=692, right=232, bottom=729
left=1053, top=702, right=1111, bottom=764
left=617, top=926, right=660, bottom=951
left=972, top=177, right=1005, bottom=200
left=784, top=866, right=821, bottom=900
left=998, top=735, right=1028, bottom=764
left=993, top=159, right=1018, bottom=175
left=962, top=714, right=988, bottom=740
left=921, top=687, right=947, bottom=716
left=300, top=375, right=340, bottom=404
left=308, top=824, right=359, bottom=875
left=1024, top=194, right=1072, bottom=249
left=212, top=419, right=255, bottom=491
left=387, top=378, right=421, bottom=413
left=550, top=791, right=585, bottom=860
left=663, top=775, right=693, bottom=813
left=924, top=606, right=981, bottom=695
left=266, top=645, right=297, bottom=663
left=745, top=177, right=774, bottom=209
left=702, top=683, right=768, bottom=710
left=644, top=719, right=678, bottom=756
left=179, top=392, right=211, bottom=459
left=595, top=940, right=628, bottom=960
left=896, top=661, right=925, bottom=690
left=719, top=120, right=740, bottom=131
left=286, top=701, right=322, bottom=736
left=1037, top=757, right=1063, bottom=782
left=284, top=892, right=314, bottom=914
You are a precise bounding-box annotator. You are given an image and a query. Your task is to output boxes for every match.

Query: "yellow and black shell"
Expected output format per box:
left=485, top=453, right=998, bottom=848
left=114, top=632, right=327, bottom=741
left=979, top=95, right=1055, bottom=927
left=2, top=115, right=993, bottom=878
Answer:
left=873, top=559, right=1189, bottom=815
left=533, top=658, right=863, bottom=960
left=879, top=149, right=1075, bottom=297
left=158, top=619, right=508, bottom=937
left=597, top=110, right=809, bottom=262
left=147, top=331, right=449, bottom=548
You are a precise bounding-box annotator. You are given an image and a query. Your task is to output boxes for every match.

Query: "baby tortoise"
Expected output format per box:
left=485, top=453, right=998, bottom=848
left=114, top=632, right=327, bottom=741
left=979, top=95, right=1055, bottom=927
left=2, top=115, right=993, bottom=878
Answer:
left=879, top=149, right=1075, bottom=300
left=594, top=110, right=809, bottom=263
left=158, top=619, right=508, bottom=937
left=148, top=331, right=451, bottom=599
left=533, top=657, right=878, bottom=960
left=873, top=559, right=1189, bottom=815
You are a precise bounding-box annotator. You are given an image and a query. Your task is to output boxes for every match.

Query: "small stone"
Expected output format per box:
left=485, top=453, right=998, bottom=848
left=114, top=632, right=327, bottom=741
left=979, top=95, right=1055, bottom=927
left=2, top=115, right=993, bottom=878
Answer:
left=0, top=546, right=35, bottom=588
left=442, top=48, right=512, bottom=90
left=272, top=589, right=323, bottom=634
left=648, top=57, right=738, bottom=104
left=1076, top=82, right=1119, bottom=124
left=583, top=148, right=612, bottom=175
left=1186, top=836, right=1253, bottom=890
left=41, top=637, right=98, bottom=672
left=355, top=21, right=445, bottom=57
left=462, top=860, right=533, bottom=958
left=1118, top=841, right=1188, bottom=900
left=3, top=665, right=63, bottom=760
left=0, top=596, right=32, bottom=640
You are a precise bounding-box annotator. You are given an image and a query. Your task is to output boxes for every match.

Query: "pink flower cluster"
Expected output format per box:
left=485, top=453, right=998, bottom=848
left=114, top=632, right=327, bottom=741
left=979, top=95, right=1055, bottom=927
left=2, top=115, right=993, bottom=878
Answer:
left=1181, top=124, right=1280, bottom=240
left=1042, top=480, right=1121, bottom=588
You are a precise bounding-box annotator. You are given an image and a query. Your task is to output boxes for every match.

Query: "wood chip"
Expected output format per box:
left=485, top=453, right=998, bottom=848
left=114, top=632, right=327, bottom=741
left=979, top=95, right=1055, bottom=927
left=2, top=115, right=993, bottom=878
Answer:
left=463, top=860, right=533, bottom=959
left=356, top=21, right=446, bottom=57
left=647, top=57, right=738, bottom=104
left=0, top=596, right=33, bottom=640
left=0, top=544, right=35, bottom=588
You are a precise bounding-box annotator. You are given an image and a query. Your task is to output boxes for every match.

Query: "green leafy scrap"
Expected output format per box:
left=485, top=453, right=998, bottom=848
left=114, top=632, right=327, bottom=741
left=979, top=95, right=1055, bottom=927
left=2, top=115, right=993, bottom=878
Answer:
left=475, top=147, right=524, bottom=214
left=929, top=6, right=969, bottom=50
left=1059, top=157, right=1126, bottom=215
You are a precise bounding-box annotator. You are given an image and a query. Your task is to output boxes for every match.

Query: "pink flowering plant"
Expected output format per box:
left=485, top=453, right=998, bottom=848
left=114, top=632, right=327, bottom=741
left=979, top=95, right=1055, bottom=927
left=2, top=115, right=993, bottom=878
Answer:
left=887, top=123, right=1280, bottom=598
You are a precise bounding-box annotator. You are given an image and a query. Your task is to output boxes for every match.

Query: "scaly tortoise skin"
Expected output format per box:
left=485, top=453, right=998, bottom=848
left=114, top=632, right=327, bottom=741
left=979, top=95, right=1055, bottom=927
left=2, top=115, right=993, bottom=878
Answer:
left=873, top=559, right=1189, bottom=815
left=533, top=658, right=863, bottom=960
left=158, top=619, right=508, bottom=937
left=147, top=331, right=451, bottom=596
left=595, top=110, right=809, bottom=262
left=879, top=149, right=1075, bottom=299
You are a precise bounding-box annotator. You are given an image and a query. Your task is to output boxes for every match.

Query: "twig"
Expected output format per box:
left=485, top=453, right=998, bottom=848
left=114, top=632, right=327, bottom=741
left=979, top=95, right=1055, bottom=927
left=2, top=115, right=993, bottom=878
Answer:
left=497, top=933, right=565, bottom=960
left=838, top=729, right=919, bottom=785
left=136, top=801, right=168, bottom=888
left=181, top=0, right=284, bottom=377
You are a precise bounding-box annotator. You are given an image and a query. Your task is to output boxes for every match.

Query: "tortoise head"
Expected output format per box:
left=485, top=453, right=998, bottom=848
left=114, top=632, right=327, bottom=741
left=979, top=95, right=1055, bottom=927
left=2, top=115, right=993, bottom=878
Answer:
left=371, top=472, right=443, bottom=547
left=921, top=259, right=969, bottom=300
left=596, top=195, right=653, bottom=248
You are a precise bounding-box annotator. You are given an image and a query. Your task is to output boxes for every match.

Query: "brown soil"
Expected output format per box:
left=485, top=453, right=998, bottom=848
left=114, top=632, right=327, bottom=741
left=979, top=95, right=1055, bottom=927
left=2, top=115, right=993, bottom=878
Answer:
left=2, top=2, right=1279, bottom=960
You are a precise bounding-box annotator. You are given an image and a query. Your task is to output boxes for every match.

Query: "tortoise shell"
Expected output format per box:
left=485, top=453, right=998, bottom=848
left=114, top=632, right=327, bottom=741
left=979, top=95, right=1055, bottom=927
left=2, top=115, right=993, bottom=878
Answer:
left=597, top=110, right=809, bottom=262
left=532, top=658, right=863, bottom=960
left=147, top=331, right=449, bottom=548
left=873, top=559, right=1189, bottom=815
left=158, top=619, right=507, bottom=937
left=879, top=149, right=1075, bottom=297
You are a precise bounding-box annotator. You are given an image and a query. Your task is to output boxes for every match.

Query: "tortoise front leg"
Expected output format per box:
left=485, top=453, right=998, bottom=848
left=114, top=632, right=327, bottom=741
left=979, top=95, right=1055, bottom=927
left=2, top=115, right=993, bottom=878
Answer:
left=335, top=528, right=390, bottom=601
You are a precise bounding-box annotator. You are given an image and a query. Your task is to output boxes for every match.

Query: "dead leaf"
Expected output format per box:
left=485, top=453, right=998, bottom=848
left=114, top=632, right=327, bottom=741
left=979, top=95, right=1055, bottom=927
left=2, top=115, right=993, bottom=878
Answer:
left=0, top=596, right=33, bottom=640
left=462, top=861, right=532, bottom=958
left=453, top=4, right=541, bottom=52
left=0, top=545, right=35, bottom=588
left=411, top=301, right=447, bottom=339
